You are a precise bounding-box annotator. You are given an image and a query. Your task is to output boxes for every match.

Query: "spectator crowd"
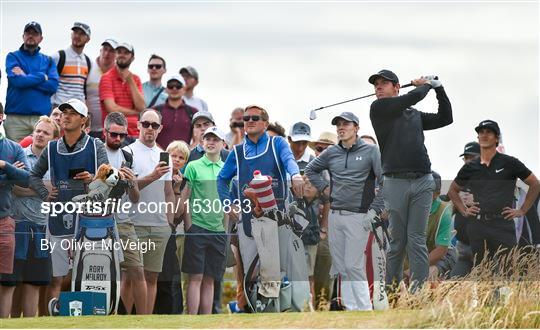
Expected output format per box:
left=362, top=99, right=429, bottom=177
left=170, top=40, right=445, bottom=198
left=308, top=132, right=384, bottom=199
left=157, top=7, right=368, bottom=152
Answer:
left=0, top=21, right=539, bottom=318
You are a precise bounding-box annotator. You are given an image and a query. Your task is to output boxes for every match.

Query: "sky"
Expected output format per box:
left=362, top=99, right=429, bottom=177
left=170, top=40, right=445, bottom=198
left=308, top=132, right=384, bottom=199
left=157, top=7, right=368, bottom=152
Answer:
left=0, top=1, right=538, bottom=183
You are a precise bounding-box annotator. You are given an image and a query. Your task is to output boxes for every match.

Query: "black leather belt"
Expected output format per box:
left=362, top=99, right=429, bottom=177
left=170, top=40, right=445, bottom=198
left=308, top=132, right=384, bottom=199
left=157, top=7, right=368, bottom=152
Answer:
left=330, top=208, right=367, bottom=215
left=385, top=172, right=426, bottom=179
left=476, top=213, right=504, bottom=221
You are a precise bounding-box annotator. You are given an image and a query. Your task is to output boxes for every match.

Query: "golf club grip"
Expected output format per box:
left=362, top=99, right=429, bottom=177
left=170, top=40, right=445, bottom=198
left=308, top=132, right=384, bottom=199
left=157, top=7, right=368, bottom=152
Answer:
left=401, top=83, right=413, bottom=88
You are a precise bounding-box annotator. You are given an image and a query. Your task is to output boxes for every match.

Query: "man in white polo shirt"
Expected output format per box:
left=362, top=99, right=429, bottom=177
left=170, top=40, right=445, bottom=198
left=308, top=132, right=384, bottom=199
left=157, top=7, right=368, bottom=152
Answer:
left=124, top=109, right=174, bottom=314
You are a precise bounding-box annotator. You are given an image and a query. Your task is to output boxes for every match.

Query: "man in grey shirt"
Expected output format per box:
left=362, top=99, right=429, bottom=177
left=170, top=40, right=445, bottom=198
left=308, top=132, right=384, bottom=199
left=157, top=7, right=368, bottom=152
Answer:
left=305, top=111, right=384, bottom=311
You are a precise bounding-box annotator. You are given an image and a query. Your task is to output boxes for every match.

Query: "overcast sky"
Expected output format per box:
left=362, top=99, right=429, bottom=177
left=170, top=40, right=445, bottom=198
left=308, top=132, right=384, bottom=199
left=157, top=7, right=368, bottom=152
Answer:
left=0, top=1, right=538, bottom=181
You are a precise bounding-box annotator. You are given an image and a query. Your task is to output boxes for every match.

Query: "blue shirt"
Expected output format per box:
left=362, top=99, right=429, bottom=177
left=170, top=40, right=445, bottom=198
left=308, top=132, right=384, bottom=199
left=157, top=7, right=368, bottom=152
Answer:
left=217, top=132, right=299, bottom=204
left=5, top=45, right=59, bottom=116
left=142, top=81, right=168, bottom=107
left=0, top=137, right=30, bottom=218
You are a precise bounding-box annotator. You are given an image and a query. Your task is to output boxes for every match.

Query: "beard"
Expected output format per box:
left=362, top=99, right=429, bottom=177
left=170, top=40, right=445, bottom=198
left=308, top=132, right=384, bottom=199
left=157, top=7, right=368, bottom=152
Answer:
left=116, top=58, right=132, bottom=69
left=107, top=140, right=121, bottom=150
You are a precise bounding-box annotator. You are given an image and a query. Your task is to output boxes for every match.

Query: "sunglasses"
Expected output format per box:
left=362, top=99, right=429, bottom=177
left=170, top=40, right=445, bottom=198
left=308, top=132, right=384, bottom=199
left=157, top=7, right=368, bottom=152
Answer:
left=141, top=121, right=161, bottom=130
left=148, top=64, right=163, bottom=70
left=167, top=83, right=183, bottom=90
left=243, top=115, right=262, bottom=122
left=107, top=130, right=127, bottom=139
left=315, top=146, right=327, bottom=153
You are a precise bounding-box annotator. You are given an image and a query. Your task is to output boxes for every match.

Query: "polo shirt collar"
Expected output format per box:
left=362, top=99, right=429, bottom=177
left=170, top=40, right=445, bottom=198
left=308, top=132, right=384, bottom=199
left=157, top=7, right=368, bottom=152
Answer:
left=67, top=46, right=83, bottom=58
left=24, top=145, right=38, bottom=158
left=299, top=149, right=311, bottom=163
left=246, top=131, right=269, bottom=146
left=201, top=154, right=223, bottom=167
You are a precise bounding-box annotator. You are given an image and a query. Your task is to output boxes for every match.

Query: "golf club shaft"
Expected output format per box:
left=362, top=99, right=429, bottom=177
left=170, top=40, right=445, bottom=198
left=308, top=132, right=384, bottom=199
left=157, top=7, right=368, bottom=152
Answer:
left=313, top=83, right=413, bottom=112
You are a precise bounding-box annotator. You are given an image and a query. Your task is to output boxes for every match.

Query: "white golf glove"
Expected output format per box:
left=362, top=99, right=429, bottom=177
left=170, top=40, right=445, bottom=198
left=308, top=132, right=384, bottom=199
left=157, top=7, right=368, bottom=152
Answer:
left=422, top=75, right=442, bottom=88
left=362, top=209, right=378, bottom=232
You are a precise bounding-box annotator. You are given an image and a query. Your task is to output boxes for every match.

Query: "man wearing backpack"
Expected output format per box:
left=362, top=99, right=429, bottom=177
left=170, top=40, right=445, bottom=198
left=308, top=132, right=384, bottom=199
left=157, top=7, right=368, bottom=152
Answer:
left=51, top=22, right=92, bottom=108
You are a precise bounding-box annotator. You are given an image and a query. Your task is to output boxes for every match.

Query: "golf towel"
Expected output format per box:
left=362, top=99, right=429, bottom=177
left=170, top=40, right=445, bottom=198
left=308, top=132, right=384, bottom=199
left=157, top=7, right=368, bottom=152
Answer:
left=251, top=215, right=281, bottom=298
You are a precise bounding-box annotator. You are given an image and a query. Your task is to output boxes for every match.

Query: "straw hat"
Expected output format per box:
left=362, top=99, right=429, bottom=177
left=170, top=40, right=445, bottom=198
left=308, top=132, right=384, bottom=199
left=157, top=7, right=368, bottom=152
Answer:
left=308, top=131, right=338, bottom=151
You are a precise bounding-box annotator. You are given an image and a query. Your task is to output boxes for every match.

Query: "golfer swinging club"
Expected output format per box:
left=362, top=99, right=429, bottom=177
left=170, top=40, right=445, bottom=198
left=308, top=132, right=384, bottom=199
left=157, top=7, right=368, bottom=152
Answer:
left=368, top=70, right=452, bottom=291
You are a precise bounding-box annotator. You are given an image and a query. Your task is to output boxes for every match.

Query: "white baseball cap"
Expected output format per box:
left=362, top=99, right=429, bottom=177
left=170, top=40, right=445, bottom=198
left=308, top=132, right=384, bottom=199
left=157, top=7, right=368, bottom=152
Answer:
left=166, top=74, right=186, bottom=86
left=203, top=126, right=226, bottom=141
left=58, top=98, right=88, bottom=117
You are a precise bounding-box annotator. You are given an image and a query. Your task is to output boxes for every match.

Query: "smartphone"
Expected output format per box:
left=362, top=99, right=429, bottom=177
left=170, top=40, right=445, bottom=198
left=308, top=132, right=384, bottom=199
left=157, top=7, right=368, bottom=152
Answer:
left=159, top=152, right=169, bottom=166
left=121, top=160, right=132, bottom=169
left=69, top=167, right=86, bottom=179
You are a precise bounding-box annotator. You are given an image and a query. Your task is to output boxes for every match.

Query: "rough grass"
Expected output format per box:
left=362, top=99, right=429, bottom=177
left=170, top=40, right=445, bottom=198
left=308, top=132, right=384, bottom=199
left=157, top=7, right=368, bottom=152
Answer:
left=2, top=249, right=539, bottom=328
left=390, top=248, right=540, bottom=328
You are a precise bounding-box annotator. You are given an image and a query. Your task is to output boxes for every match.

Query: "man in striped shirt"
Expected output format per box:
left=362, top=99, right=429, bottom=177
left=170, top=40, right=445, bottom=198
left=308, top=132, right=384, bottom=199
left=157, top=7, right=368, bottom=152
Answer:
left=51, top=22, right=92, bottom=107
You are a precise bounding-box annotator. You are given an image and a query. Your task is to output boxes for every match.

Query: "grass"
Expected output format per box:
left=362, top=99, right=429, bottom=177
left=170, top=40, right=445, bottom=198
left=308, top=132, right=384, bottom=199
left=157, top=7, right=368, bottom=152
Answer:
left=2, top=249, right=539, bottom=328
left=0, top=310, right=417, bottom=329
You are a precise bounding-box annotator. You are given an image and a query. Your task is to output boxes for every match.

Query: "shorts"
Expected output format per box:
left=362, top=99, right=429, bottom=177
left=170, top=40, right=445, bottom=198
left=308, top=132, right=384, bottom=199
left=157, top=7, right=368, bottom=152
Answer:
left=117, top=222, right=143, bottom=269
left=0, top=217, right=16, bottom=274
left=304, top=244, right=318, bottom=277
left=0, top=256, right=52, bottom=287
left=182, top=224, right=226, bottom=281
left=49, top=235, right=73, bottom=277
left=134, top=225, right=171, bottom=273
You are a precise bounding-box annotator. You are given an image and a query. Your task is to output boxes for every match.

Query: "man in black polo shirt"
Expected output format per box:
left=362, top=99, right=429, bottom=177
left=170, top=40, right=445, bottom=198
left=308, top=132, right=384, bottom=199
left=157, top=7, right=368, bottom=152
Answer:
left=448, top=120, right=539, bottom=268
left=368, top=70, right=452, bottom=290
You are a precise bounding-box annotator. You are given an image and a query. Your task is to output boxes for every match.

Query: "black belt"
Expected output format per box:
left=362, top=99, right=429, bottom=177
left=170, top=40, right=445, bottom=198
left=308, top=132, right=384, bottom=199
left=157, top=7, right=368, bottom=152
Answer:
left=385, top=172, right=426, bottom=179
left=330, top=208, right=368, bottom=215
left=476, top=213, right=504, bottom=221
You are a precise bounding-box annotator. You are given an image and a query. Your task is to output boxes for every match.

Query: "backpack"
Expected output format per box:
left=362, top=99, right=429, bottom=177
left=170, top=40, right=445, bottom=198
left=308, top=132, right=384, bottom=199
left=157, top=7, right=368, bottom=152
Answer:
left=57, top=50, right=92, bottom=99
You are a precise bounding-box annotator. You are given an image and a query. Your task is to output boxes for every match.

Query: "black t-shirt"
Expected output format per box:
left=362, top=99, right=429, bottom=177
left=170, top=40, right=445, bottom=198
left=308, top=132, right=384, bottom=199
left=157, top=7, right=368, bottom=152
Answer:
left=454, top=152, right=532, bottom=214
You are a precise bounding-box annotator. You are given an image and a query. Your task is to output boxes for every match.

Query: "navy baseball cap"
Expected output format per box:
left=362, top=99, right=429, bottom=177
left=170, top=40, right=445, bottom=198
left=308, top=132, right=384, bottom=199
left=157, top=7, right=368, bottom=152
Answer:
left=331, top=112, right=359, bottom=126
left=369, top=69, right=399, bottom=85
left=24, top=21, right=42, bottom=34
left=459, top=142, right=480, bottom=157
left=475, top=119, right=500, bottom=136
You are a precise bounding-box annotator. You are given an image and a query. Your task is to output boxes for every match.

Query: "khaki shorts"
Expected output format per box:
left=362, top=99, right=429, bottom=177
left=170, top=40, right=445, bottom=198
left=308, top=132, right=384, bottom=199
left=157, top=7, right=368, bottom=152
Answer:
left=304, top=244, right=318, bottom=277
left=49, top=235, right=72, bottom=278
left=117, top=222, right=143, bottom=269
left=4, top=114, right=42, bottom=142
left=134, top=225, right=171, bottom=273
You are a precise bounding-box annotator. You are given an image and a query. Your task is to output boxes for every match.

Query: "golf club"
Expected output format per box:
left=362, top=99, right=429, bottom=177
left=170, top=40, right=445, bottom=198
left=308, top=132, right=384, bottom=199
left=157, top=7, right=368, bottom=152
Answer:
left=309, top=77, right=438, bottom=120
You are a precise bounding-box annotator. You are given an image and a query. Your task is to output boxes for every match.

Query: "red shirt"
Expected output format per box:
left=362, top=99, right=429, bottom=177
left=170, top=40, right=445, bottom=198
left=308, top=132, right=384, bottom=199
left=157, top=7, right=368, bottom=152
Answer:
left=99, top=67, right=143, bottom=137
left=154, top=101, right=198, bottom=149
left=19, top=135, right=33, bottom=148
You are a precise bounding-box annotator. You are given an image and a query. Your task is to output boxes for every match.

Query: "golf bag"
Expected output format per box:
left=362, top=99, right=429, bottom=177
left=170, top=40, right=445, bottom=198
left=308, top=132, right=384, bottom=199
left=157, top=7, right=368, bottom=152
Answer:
left=244, top=209, right=310, bottom=313
left=71, top=214, right=121, bottom=315
left=330, top=216, right=390, bottom=311
left=365, top=217, right=390, bottom=310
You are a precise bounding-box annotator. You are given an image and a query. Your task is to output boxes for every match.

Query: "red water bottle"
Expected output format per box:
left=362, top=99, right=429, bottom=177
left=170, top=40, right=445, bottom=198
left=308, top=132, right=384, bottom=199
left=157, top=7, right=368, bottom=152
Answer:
left=249, top=170, right=277, bottom=212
